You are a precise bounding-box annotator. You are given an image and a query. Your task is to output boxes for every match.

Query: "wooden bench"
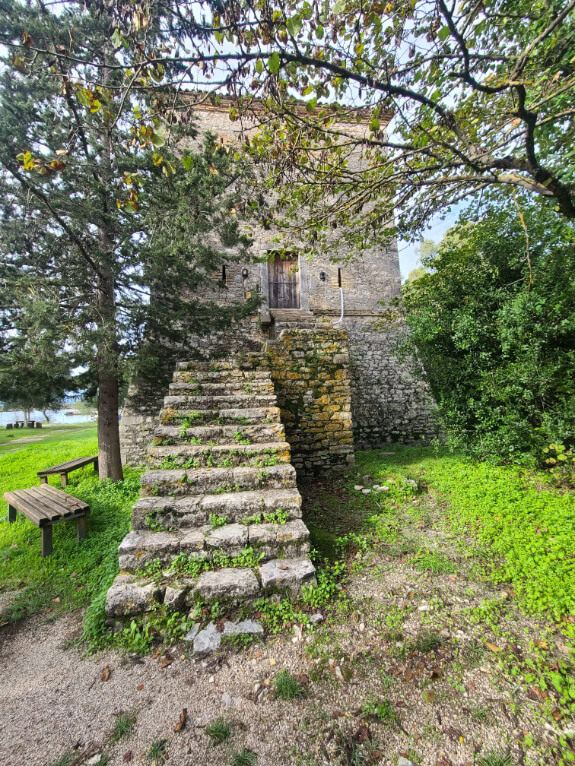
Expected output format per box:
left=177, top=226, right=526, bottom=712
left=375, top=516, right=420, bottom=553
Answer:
left=37, top=456, right=98, bottom=488
left=4, top=485, right=90, bottom=557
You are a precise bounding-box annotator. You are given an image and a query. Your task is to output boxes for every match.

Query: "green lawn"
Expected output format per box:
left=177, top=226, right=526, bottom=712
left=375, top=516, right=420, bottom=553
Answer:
left=356, top=447, right=575, bottom=622
left=0, top=423, right=141, bottom=629
left=1, top=432, right=574, bottom=652
left=0, top=421, right=96, bottom=452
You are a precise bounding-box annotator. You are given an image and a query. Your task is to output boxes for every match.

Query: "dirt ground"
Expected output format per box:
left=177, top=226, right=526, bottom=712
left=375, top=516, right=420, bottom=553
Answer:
left=0, top=536, right=567, bottom=766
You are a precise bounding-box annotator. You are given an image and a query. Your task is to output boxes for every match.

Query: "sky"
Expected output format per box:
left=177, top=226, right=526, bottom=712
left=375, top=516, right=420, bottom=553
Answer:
left=397, top=203, right=465, bottom=281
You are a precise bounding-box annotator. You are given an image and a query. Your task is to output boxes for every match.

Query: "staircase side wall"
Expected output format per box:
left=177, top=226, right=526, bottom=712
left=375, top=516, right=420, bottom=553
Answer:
left=264, top=325, right=355, bottom=476
left=345, top=318, right=438, bottom=449
left=120, top=321, right=267, bottom=466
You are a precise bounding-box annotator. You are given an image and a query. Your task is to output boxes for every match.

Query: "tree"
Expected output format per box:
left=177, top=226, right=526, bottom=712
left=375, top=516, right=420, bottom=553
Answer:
left=401, top=193, right=575, bottom=459
left=0, top=294, right=76, bottom=423
left=5, top=0, right=573, bottom=256
left=0, top=1, right=257, bottom=479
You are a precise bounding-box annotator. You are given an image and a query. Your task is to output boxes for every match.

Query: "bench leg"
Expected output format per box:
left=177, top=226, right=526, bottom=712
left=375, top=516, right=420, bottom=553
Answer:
left=61, top=473, right=68, bottom=488
left=40, top=476, right=48, bottom=485
left=94, top=459, right=99, bottom=476
left=41, top=525, right=53, bottom=557
left=76, top=515, right=87, bottom=542
left=8, top=504, right=16, bottom=524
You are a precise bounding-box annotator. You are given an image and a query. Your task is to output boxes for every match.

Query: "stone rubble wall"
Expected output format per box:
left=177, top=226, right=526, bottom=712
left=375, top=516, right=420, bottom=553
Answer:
left=120, top=320, right=268, bottom=466
left=345, top=318, right=437, bottom=449
left=120, top=317, right=436, bottom=468
left=262, top=323, right=355, bottom=475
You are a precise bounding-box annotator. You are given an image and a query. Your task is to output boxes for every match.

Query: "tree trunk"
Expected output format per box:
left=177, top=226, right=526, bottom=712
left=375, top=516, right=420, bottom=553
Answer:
left=95, top=41, right=123, bottom=482
left=42, top=409, right=50, bottom=422
left=96, top=268, right=124, bottom=482
left=97, top=371, right=123, bottom=481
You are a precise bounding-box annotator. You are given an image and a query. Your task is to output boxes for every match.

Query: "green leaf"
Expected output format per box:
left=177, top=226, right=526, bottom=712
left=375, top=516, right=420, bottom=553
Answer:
left=268, top=52, right=281, bottom=75
left=111, top=28, right=127, bottom=48
left=256, top=59, right=264, bottom=74
left=286, top=16, right=302, bottom=37
left=181, top=155, right=194, bottom=170
left=151, top=131, right=166, bottom=147
left=438, top=26, right=450, bottom=41
left=333, top=0, right=346, bottom=13
left=370, top=117, right=380, bottom=132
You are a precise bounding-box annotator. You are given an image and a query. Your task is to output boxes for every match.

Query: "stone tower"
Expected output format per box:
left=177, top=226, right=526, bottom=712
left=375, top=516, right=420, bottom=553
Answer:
left=119, top=99, right=435, bottom=471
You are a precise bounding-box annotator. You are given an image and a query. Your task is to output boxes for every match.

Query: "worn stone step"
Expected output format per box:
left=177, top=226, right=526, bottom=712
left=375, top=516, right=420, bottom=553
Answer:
left=163, top=394, right=277, bottom=410
left=259, top=557, right=317, bottom=595
left=117, top=528, right=205, bottom=570
left=176, top=360, right=238, bottom=371
left=140, top=463, right=298, bottom=497
left=173, top=370, right=271, bottom=384
left=205, top=519, right=310, bottom=559
left=195, top=568, right=260, bottom=601
left=117, top=519, right=310, bottom=571
left=152, top=423, right=285, bottom=447
left=159, top=406, right=282, bottom=427
left=131, top=488, right=302, bottom=530
left=147, top=442, right=291, bottom=469
left=168, top=381, right=274, bottom=396
left=177, top=360, right=266, bottom=373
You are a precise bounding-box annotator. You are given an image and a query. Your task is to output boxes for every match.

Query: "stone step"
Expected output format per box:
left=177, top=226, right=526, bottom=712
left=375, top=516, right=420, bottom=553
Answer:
left=176, top=360, right=238, bottom=371
left=147, top=442, right=291, bottom=469
left=163, top=394, right=277, bottom=410
left=106, top=555, right=317, bottom=616
left=173, top=370, right=271, bottom=384
left=168, top=381, right=274, bottom=396
left=117, top=519, right=310, bottom=571
left=159, top=406, right=282, bottom=427
left=131, top=488, right=302, bottom=530
left=259, top=557, right=317, bottom=595
left=140, top=463, right=298, bottom=497
left=177, top=360, right=265, bottom=372
left=152, top=423, right=286, bottom=447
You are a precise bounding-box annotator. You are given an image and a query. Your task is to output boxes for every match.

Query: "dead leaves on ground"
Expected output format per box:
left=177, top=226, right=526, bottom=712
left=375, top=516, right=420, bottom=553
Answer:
left=174, top=708, right=187, bottom=732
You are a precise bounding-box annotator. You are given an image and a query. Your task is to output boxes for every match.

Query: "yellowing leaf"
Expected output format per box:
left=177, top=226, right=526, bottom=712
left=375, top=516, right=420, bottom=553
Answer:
left=485, top=641, right=501, bottom=653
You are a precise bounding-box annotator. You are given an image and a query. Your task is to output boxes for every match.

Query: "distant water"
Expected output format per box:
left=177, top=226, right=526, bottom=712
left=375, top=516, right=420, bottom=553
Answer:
left=0, top=409, right=94, bottom=426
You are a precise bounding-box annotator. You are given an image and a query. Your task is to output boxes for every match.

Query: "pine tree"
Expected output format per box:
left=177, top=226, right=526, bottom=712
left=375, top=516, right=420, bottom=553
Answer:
left=0, top=2, right=256, bottom=479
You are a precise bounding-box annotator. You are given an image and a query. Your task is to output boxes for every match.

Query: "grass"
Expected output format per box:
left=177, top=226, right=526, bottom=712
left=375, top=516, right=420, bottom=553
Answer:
left=414, top=629, right=443, bottom=653
left=232, top=748, right=258, bottom=766
left=111, top=712, right=137, bottom=742
left=355, top=446, right=575, bottom=621
left=205, top=717, right=232, bottom=744
left=273, top=669, right=306, bottom=701
left=0, top=423, right=141, bottom=634
left=0, top=421, right=94, bottom=453
left=147, top=739, right=168, bottom=764
left=476, top=752, right=514, bottom=766
left=361, top=697, right=398, bottom=724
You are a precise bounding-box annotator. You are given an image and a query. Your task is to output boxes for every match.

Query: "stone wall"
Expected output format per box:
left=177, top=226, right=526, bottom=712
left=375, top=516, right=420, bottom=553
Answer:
left=120, top=319, right=268, bottom=466
left=345, top=318, right=437, bottom=449
left=263, top=323, right=355, bottom=475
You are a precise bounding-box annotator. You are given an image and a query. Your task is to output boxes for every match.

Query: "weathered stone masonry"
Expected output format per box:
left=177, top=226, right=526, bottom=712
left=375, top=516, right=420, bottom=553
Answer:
left=119, top=101, right=437, bottom=470
left=264, top=324, right=354, bottom=475
left=106, top=356, right=317, bottom=623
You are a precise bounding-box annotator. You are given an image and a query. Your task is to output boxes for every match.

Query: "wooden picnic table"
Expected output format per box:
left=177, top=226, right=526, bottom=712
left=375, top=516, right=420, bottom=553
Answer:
left=37, top=456, right=99, bottom=488
left=4, top=485, right=90, bottom=557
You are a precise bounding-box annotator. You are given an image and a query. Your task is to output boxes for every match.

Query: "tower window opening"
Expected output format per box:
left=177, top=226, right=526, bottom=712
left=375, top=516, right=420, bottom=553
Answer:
left=338, top=268, right=342, bottom=287
left=221, top=264, right=226, bottom=284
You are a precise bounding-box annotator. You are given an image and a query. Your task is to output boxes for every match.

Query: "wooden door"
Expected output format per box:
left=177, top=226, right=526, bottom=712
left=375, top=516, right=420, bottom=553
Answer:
left=268, top=254, right=300, bottom=309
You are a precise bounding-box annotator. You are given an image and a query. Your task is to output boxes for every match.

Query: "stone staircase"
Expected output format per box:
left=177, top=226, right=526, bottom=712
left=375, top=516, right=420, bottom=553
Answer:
left=106, top=358, right=316, bottom=621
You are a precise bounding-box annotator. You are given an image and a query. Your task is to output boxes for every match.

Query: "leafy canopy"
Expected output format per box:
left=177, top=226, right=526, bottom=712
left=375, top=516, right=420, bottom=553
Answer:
left=402, top=192, right=575, bottom=460
left=6, top=0, right=573, bottom=255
